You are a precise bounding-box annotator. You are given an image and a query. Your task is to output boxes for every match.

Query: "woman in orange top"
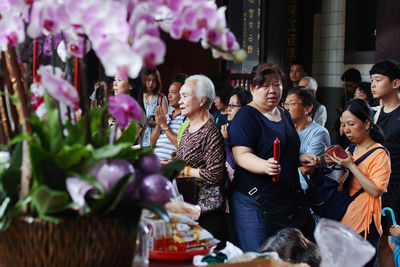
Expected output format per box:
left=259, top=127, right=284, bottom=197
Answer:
left=328, top=99, right=391, bottom=267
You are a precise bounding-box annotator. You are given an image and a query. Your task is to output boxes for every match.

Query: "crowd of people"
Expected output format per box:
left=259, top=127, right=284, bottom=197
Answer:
left=94, top=59, right=400, bottom=266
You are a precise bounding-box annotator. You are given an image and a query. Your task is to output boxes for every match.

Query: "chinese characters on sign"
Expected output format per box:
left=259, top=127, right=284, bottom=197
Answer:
left=286, top=0, right=298, bottom=67
left=242, top=0, right=261, bottom=61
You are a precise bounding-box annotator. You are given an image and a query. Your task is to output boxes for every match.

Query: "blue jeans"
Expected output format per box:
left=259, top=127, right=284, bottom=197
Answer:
left=229, top=190, right=267, bottom=252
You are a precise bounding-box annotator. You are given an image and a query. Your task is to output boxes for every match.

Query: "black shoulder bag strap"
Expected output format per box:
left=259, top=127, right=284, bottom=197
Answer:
left=340, top=144, right=388, bottom=199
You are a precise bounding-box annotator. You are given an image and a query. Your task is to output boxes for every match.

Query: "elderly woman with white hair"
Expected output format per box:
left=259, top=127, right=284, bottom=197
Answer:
left=176, top=74, right=227, bottom=243
left=299, top=76, right=327, bottom=126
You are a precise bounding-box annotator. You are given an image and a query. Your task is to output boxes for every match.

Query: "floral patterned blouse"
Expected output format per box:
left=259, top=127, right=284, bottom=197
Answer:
left=176, top=119, right=226, bottom=213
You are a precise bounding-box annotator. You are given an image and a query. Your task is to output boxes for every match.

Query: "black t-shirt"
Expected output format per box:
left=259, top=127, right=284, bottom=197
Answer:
left=228, top=105, right=301, bottom=201
left=377, top=105, right=400, bottom=184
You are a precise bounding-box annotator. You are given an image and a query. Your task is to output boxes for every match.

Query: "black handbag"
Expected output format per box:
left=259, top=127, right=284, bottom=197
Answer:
left=256, top=189, right=315, bottom=237
left=305, top=144, right=388, bottom=221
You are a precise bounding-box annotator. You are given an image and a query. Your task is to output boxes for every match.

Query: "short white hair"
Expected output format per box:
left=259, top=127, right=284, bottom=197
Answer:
left=300, top=76, right=318, bottom=91
left=185, top=74, right=215, bottom=110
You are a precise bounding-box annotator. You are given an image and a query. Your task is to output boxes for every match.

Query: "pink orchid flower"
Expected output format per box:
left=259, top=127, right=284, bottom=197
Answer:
left=133, top=35, right=166, bottom=68
left=37, top=65, right=79, bottom=108
left=66, top=177, right=95, bottom=215
left=27, top=0, right=70, bottom=38
left=95, top=40, right=142, bottom=78
left=0, top=15, right=25, bottom=51
left=108, top=93, right=142, bottom=129
left=30, top=82, right=46, bottom=118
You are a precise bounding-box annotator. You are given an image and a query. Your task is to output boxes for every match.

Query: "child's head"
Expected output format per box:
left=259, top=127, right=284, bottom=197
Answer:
left=259, top=228, right=321, bottom=267
left=370, top=60, right=400, bottom=100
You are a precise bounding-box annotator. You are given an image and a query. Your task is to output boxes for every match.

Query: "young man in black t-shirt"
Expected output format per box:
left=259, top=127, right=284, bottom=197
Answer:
left=370, top=60, right=400, bottom=267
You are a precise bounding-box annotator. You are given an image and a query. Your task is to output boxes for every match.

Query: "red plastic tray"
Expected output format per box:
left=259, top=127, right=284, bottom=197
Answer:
left=149, top=249, right=209, bottom=261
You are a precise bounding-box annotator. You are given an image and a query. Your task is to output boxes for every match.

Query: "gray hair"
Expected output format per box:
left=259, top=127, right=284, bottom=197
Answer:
left=185, top=74, right=215, bottom=110
left=300, top=76, right=318, bottom=91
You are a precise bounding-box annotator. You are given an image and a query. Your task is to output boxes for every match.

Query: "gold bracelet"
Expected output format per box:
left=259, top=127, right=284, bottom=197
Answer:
left=186, top=166, right=192, bottom=177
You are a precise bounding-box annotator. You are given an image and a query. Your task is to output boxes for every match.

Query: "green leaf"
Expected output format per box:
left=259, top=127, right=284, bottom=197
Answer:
left=7, top=133, right=33, bottom=146
left=0, top=197, right=11, bottom=218
left=8, top=142, right=22, bottom=170
left=65, top=119, right=86, bottom=146
left=160, top=160, right=186, bottom=180
left=72, top=172, right=105, bottom=195
left=29, top=143, right=49, bottom=187
left=83, top=175, right=132, bottom=217
left=89, top=105, right=108, bottom=132
left=115, top=121, right=137, bottom=145
left=89, top=105, right=110, bottom=148
left=92, top=143, right=132, bottom=160
left=116, top=145, right=154, bottom=162
left=0, top=169, right=21, bottom=200
left=0, top=91, right=19, bottom=105
left=39, top=214, right=62, bottom=224
left=44, top=92, right=64, bottom=154
left=29, top=143, right=67, bottom=190
left=55, top=144, right=93, bottom=170
left=29, top=115, right=50, bottom=150
left=31, top=185, right=71, bottom=215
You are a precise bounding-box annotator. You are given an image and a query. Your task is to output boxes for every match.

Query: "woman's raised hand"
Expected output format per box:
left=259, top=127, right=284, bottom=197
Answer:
left=154, top=106, right=166, bottom=126
left=328, top=150, right=353, bottom=169
left=265, top=157, right=281, bottom=176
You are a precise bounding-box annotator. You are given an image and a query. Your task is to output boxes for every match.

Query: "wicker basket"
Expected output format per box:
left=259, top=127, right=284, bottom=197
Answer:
left=0, top=216, right=138, bottom=267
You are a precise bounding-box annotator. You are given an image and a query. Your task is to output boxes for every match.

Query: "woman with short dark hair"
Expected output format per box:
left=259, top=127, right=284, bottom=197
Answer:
left=228, top=63, right=318, bottom=252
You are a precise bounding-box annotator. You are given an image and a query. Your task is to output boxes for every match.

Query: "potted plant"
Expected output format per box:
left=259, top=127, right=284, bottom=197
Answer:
left=0, top=0, right=245, bottom=266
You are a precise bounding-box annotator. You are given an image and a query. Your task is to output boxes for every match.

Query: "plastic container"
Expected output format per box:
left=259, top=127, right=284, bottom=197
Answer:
left=133, top=221, right=150, bottom=266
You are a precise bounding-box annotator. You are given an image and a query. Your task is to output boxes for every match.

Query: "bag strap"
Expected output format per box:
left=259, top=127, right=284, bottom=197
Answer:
left=241, top=107, right=301, bottom=206
left=348, top=144, right=389, bottom=165
left=344, top=145, right=388, bottom=197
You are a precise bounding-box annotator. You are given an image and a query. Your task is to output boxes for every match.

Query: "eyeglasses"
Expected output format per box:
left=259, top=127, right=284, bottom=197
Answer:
left=228, top=104, right=242, bottom=109
left=283, top=102, right=303, bottom=108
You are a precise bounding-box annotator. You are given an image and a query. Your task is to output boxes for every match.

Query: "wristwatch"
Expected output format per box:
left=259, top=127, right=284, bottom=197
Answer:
left=161, top=126, right=169, bottom=132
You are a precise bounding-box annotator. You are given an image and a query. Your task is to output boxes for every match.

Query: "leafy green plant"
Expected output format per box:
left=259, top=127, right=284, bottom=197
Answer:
left=0, top=90, right=175, bottom=231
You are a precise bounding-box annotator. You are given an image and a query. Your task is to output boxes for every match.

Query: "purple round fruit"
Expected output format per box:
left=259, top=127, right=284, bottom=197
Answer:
left=139, top=174, right=172, bottom=205
left=123, top=170, right=145, bottom=200
left=137, top=152, right=161, bottom=174
left=90, top=158, right=135, bottom=192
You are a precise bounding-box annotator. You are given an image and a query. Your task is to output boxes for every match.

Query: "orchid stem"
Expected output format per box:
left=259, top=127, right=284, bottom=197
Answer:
left=50, top=35, right=65, bottom=138
left=51, top=35, right=56, bottom=74
left=80, top=36, right=91, bottom=144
